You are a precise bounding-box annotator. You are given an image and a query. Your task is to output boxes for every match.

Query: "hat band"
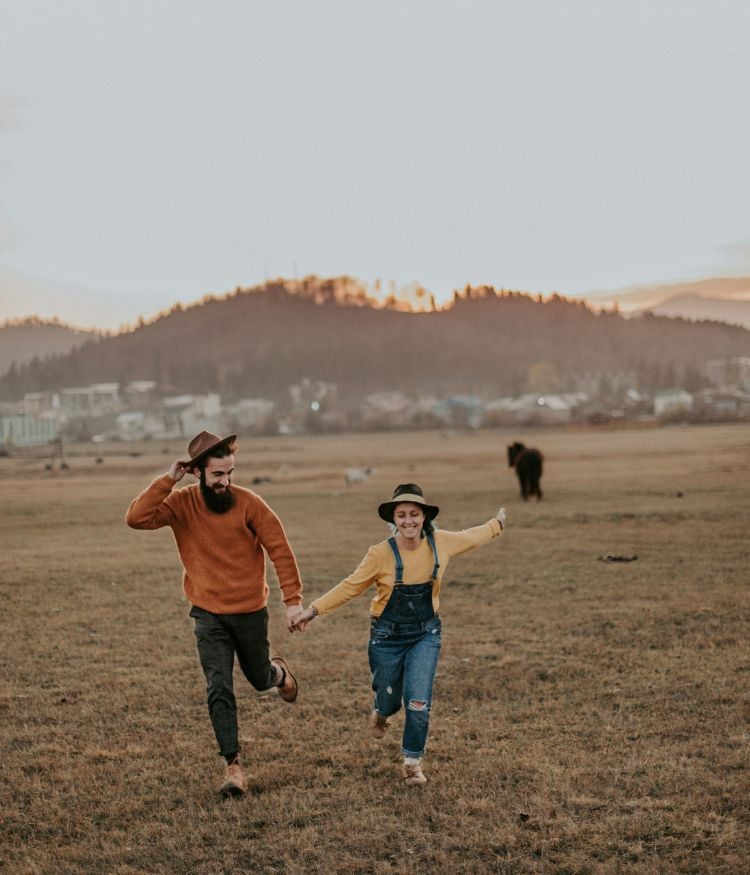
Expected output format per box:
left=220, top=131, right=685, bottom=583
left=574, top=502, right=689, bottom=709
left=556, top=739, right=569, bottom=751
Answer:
left=389, top=493, right=428, bottom=506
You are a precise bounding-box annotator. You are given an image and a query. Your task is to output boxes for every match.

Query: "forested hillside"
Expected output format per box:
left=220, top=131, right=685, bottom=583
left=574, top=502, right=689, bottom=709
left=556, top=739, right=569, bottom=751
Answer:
left=0, top=318, right=98, bottom=379
left=1, top=278, right=747, bottom=402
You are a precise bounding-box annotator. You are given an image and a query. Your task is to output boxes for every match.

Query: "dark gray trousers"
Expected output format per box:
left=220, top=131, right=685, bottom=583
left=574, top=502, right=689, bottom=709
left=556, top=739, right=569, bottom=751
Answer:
left=190, top=605, right=277, bottom=759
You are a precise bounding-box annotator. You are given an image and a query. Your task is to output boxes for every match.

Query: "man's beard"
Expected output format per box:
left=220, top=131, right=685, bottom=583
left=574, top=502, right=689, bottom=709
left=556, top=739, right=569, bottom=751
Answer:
left=200, top=477, right=236, bottom=514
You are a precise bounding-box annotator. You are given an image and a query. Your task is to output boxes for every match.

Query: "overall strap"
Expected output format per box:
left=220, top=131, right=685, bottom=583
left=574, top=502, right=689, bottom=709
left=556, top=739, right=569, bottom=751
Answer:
left=388, top=535, right=440, bottom=584
left=387, top=537, right=404, bottom=584
left=426, top=533, right=440, bottom=581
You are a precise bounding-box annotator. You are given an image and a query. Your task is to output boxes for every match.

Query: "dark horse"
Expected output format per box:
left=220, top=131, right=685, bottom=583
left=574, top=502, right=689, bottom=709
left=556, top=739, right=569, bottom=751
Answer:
left=507, top=442, right=543, bottom=500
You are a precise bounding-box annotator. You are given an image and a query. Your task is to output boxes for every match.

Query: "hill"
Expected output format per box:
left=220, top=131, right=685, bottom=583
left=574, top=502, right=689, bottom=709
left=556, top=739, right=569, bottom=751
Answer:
left=0, top=317, right=99, bottom=379
left=635, top=293, right=750, bottom=329
left=1, top=278, right=748, bottom=402
left=587, top=275, right=750, bottom=314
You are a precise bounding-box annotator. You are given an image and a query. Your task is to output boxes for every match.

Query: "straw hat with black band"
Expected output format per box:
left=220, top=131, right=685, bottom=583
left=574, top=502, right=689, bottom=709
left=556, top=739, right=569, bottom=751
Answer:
left=377, top=483, right=439, bottom=523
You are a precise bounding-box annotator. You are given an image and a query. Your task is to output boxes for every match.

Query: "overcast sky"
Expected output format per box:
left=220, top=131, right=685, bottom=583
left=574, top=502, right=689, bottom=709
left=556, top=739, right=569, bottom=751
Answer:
left=1, top=0, right=749, bottom=328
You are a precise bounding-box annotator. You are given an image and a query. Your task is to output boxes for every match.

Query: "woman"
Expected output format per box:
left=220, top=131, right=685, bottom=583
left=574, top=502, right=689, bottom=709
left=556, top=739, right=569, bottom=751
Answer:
left=293, top=483, right=506, bottom=786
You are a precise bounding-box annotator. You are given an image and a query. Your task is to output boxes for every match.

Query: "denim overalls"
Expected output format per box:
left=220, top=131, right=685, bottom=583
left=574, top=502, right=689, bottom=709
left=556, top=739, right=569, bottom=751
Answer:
left=368, top=534, right=443, bottom=758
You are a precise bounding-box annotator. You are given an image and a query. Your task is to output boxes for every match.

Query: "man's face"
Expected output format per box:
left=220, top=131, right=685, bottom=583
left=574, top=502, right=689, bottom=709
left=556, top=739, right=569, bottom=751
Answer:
left=199, top=453, right=236, bottom=513
left=202, top=454, right=235, bottom=492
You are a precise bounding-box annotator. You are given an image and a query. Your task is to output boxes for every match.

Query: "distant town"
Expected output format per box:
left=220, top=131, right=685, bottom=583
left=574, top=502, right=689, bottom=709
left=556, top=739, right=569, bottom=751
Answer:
left=1, top=356, right=749, bottom=451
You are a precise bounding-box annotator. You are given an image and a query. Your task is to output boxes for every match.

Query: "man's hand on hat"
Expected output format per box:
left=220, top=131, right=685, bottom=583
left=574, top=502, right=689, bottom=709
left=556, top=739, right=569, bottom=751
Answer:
left=496, top=507, right=506, bottom=530
left=168, top=459, right=193, bottom=483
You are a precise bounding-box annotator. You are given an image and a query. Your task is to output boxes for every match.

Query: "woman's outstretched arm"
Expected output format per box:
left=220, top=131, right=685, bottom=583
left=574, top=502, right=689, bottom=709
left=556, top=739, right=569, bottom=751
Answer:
left=292, top=546, right=380, bottom=631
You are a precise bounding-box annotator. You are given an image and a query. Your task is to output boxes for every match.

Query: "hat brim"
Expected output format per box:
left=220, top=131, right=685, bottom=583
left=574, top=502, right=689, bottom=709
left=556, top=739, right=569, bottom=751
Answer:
left=378, top=498, right=439, bottom=523
left=187, top=434, right=237, bottom=468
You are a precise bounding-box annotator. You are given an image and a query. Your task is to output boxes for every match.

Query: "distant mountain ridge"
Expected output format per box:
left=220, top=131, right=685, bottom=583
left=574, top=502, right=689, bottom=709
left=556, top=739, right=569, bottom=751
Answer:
left=634, top=294, right=750, bottom=329
left=587, top=275, right=750, bottom=314
left=0, top=317, right=100, bottom=379
left=1, top=278, right=748, bottom=403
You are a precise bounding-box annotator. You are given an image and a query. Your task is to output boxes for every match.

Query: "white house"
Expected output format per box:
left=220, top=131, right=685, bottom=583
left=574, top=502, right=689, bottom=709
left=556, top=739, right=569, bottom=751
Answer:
left=59, top=383, right=121, bottom=419
left=224, top=398, right=275, bottom=432
left=115, top=411, right=182, bottom=441
left=163, top=393, right=222, bottom=437
left=23, top=392, right=60, bottom=415
left=532, top=394, right=575, bottom=424
left=125, top=380, right=158, bottom=399
left=692, top=388, right=750, bottom=419
left=0, top=414, right=59, bottom=447
left=704, top=356, right=750, bottom=390
left=654, top=388, right=693, bottom=417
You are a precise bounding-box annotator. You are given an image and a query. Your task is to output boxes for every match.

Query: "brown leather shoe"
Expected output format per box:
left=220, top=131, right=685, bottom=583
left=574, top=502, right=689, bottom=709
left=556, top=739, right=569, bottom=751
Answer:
left=402, top=762, right=427, bottom=786
left=271, top=657, right=298, bottom=703
left=220, top=762, right=248, bottom=798
left=370, top=710, right=391, bottom=738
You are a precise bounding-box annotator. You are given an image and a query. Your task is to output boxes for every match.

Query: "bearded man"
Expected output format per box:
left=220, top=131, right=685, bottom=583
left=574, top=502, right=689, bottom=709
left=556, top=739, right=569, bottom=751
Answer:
left=126, top=431, right=303, bottom=798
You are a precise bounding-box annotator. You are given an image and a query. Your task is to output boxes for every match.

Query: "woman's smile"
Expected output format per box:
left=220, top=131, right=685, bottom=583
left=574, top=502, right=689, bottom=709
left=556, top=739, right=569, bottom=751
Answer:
left=393, top=502, right=426, bottom=546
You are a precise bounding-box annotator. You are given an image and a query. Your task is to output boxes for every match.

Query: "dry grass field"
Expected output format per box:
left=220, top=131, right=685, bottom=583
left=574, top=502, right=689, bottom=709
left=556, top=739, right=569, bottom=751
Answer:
left=1, top=424, right=748, bottom=874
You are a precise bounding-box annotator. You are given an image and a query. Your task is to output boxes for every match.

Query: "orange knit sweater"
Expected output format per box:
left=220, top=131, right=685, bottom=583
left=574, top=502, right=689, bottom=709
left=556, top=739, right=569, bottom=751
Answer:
left=126, top=474, right=303, bottom=614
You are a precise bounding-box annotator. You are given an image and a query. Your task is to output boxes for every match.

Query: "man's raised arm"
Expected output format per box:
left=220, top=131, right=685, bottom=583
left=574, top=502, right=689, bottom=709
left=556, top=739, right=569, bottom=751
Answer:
left=125, top=460, right=187, bottom=530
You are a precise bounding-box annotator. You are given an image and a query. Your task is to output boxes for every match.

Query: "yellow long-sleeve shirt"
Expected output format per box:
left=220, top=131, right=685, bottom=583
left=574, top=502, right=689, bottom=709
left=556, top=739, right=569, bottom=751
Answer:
left=311, top=519, right=502, bottom=618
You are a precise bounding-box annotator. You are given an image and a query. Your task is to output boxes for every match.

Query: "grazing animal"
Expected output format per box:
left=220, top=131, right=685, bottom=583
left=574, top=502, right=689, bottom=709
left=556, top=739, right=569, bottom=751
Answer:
left=345, top=466, right=373, bottom=486
left=507, top=442, right=543, bottom=500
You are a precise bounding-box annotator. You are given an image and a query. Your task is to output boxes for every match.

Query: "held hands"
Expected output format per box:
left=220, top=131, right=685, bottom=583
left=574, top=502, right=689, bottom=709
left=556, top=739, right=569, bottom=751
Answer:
left=496, top=507, right=507, bottom=530
left=290, top=605, right=317, bottom=633
left=286, top=605, right=305, bottom=633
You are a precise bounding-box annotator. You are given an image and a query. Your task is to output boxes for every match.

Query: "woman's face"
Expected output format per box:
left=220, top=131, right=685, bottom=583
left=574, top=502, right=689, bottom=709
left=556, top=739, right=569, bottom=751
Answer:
left=393, top=502, right=425, bottom=541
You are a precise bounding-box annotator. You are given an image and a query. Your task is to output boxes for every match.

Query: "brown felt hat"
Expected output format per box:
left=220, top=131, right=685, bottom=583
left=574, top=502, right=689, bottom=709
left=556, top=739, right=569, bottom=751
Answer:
left=378, top=483, right=439, bottom=523
left=185, top=431, right=237, bottom=467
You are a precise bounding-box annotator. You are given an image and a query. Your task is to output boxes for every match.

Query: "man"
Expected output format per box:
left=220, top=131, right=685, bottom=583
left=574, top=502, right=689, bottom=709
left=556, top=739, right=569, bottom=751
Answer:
left=126, top=430, right=303, bottom=798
